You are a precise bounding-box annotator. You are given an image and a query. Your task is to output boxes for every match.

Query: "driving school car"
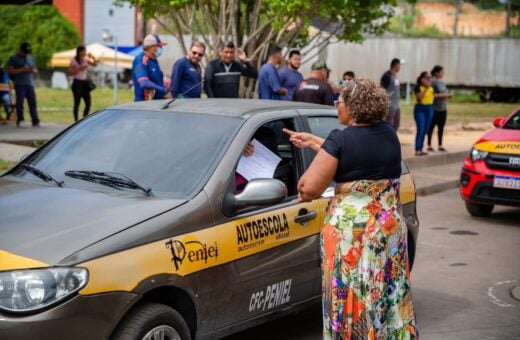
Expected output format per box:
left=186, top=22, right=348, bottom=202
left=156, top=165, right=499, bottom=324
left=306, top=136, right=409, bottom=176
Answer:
left=0, top=99, right=419, bottom=340
left=460, top=107, right=520, bottom=216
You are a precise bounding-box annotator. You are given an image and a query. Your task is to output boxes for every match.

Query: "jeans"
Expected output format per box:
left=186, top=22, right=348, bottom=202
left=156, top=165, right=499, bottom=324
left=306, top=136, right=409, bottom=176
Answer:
left=15, top=85, right=39, bottom=125
left=414, top=104, right=433, bottom=151
left=1, top=93, right=10, bottom=117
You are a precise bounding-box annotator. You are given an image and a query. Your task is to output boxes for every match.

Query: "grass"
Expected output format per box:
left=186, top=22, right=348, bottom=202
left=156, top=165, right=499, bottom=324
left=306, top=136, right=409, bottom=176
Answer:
left=400, top=101, right=519, bottom=126
left=7, top=87, right=519, bottom=126
left=0, top=159, right=15, bottom=173
left=34, top=87, right=134, bottom=124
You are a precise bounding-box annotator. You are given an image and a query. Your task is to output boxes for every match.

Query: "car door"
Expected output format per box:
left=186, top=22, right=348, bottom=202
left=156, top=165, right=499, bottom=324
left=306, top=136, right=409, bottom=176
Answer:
left=214, top=113, right=323, bottom=329
left=297, top=109, right=345, bottom=296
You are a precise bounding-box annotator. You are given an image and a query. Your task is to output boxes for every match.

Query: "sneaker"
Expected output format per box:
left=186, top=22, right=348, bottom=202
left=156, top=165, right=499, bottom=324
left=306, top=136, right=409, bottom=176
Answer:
left=16, top=121, right=26, bottom=128
left=427, top=146, right=435, bottom=152
left=32, top=123, right=41, bottom=128
left=415, top=151, right=428, bottom=156
left=438, top=147, right=447, bottom=152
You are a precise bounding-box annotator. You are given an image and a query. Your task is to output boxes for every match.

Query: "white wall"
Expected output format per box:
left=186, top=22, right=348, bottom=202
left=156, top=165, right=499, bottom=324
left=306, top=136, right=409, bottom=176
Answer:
left=84, top=0, right=135, bottom=46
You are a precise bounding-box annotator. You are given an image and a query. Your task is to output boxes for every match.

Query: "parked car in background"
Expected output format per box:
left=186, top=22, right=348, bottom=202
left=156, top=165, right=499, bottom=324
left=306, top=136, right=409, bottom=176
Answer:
left=460, top=107, right=520, bottom=216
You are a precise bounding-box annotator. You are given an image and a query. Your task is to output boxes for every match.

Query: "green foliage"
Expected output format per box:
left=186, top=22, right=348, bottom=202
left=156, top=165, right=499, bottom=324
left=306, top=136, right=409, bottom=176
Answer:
left=115, top=0, right=414, bottom=49
left=0, top=5, right=81, bottom=68
left=0, top=159, right=15, bottom=174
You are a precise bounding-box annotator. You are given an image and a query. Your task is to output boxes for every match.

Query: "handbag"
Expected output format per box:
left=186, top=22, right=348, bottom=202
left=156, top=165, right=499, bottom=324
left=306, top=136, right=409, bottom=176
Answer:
left=86, top=79, right=96, bottom=92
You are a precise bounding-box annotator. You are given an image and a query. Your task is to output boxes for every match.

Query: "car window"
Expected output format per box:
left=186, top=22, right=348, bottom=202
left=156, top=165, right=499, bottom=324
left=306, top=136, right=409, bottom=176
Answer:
left=10, top=110, right=241, bottom=197
left=503, top=109, right=520, bottom=130
left=307, top=116, right=343, bottom=140
left=235, top=118, right=299, bottom=199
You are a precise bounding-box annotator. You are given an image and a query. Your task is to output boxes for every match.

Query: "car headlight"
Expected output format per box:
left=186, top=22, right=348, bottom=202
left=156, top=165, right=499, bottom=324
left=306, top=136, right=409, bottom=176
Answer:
left=469, top=147, right=488, bottom=162
left=0, top=267, right=88, bottom=313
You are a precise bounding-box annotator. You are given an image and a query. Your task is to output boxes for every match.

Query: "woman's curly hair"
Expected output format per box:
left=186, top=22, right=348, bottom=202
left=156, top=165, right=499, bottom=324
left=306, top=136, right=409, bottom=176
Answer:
left=340, top=78, right=390, bottom=124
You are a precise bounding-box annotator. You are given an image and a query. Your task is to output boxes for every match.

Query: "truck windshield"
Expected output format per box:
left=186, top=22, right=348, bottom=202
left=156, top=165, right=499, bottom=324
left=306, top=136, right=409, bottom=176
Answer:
left=10, top=110, right=241, bottom=197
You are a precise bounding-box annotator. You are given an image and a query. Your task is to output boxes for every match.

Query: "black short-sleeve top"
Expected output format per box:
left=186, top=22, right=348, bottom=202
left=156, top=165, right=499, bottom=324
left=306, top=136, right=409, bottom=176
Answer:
left=321, top=123, right=401, bottom=182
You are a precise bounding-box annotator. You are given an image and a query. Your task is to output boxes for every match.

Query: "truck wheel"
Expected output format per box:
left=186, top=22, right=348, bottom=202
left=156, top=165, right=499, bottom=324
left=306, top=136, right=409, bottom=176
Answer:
left=112, top=303, right=191, bottom=340
left=465, top=202, right=493, bottom=217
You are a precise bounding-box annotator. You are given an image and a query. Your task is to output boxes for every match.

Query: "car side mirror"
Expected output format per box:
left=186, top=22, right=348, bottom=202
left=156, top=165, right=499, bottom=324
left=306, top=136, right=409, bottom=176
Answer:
left=234, top=179, right=287, bottom=209
left=493, top=117, right=506, bottom=128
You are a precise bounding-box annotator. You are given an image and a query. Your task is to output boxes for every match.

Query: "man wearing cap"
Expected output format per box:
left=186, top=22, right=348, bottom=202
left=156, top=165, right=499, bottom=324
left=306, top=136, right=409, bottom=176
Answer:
left=293, top=60, right=334, bottom=106
left=131, top=34, right=171, bottom=101
left=204, top=41, right=257, bottom=98
left=258, top=45, right=287, bottom=100
left=7, top=42, right=40, bottom=127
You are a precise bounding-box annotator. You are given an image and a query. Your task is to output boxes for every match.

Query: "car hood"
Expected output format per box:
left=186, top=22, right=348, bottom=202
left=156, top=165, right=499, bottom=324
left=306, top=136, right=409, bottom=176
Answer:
left=474, top=128, right=520, bottom=155
left=478, top=127, right=520, bottom=143
left=0, top=177, right=187, bottom=267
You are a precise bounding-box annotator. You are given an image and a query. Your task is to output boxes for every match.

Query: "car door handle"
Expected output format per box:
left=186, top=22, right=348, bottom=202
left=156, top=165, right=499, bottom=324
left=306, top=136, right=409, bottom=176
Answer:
left=294, top=209, right=317, bottom=225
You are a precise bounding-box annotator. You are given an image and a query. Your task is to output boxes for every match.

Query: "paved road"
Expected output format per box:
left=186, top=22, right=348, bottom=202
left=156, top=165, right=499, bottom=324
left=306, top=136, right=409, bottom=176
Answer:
left=225, top=189, right=520, bottom=339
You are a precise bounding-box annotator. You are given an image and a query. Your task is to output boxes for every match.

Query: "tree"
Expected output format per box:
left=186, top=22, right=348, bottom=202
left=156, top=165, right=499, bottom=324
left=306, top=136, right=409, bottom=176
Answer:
left=453, top=0, right=462, bottom=37
left=0, top=5, right=81, bottom=68
left=116, top=0, right=413, bottom=96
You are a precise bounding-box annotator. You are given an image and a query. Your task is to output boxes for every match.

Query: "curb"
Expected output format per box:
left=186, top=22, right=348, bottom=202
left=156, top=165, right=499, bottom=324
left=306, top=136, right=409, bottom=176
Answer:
left=404, top=150, right=468, bottom=170
left=416, top=179, right=460, bottom=197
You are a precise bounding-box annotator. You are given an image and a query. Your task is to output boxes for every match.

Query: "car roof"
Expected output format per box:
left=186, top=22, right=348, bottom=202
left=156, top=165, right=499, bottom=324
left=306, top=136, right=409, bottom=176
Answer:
left=109, top=99, right=335, bottom=118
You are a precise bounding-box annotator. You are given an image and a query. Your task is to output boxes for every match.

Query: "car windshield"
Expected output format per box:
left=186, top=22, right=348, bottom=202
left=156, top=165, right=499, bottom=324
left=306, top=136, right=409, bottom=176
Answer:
left=9, top=110, right=241, bottom=196
left=503, top=109, right=520, bottom=130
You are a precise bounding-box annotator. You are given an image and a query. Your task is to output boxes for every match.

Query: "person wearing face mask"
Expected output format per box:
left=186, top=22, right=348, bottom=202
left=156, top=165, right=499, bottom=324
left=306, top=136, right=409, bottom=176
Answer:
left=131, top=34, right=172, bottom=101
left=278, top=49, right=303, bottom=101
left=283, top=78, right=418, bottom=340
left=204, top=41, right=257, bottom=98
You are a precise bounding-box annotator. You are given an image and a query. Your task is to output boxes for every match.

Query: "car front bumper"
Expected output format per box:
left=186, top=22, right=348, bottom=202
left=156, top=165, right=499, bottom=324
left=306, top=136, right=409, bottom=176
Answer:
left=0, top=292, right=140, bottom=339
left=460, top=158, right=520, bottom=207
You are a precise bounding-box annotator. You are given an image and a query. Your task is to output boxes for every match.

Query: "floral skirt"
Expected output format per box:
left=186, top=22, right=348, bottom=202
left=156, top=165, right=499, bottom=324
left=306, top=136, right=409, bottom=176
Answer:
left=321, top=179, right=418, bottom=340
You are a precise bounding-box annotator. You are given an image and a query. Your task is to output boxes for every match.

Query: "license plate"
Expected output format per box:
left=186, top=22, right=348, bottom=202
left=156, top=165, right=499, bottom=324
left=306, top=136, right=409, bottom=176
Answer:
left=493, top=175, right=520, bottom=190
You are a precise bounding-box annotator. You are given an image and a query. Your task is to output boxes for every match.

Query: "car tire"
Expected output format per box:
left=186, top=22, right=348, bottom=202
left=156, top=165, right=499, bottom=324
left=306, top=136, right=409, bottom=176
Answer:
left=465, top=201, right=494, bottom=217
left=112, top=302, right=191, bottom=340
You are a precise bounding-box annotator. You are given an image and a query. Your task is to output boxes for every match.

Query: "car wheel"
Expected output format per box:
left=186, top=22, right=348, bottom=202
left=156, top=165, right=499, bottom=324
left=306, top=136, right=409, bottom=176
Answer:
left=112, top=303, right=191, bottom=340
left=465, top=201, right=494, bottom=217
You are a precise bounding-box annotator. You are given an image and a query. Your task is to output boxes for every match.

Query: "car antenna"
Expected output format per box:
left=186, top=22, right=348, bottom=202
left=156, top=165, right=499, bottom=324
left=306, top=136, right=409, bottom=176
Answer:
left=161, top=80, right=204, bottom=110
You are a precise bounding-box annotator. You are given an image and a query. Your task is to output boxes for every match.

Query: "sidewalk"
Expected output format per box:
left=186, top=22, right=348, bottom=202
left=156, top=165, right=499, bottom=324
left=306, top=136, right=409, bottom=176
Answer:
left=0, top=121, right=486, bottom=196
left=0, top=121, right=67, bottom=146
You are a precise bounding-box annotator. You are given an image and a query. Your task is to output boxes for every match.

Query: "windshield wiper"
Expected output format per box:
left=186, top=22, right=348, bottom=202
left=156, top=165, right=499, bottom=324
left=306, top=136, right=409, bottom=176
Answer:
left=21, top=164, right=64, bottom=187
left=64, top=170, right=153, bottom=196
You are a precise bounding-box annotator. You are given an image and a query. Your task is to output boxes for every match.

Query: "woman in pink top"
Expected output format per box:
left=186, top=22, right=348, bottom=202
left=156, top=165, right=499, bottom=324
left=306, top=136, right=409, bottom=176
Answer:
left=68, top=45, right=97, bottom=121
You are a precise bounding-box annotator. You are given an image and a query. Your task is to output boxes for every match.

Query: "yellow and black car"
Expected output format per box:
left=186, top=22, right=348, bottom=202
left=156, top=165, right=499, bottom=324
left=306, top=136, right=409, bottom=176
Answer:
left=0, top=99, right=419, bottom=340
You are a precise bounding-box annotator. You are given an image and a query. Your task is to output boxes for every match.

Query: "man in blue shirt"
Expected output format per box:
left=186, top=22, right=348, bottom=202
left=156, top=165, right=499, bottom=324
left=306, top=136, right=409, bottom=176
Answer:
left=258, top=45, right=287, bottom=100
left=171, top=42, right=205, bottom=98
left=7, top=42, right=40, bottom=127
left=132, top=34, right=171, bottom=101
left=278, top=50, right=303, bottom=101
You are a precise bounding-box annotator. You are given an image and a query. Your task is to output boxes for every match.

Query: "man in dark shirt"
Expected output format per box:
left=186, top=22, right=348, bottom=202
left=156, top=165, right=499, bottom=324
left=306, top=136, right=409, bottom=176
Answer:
left=278, top=50, right=303, bottom=101
left=171, top=41, right=205, bottom=98
left=204, top=41, right=257, bottom=98
left=293, top=60, right=334, bottom=106
left=7, top=42, right=40, bottom=127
